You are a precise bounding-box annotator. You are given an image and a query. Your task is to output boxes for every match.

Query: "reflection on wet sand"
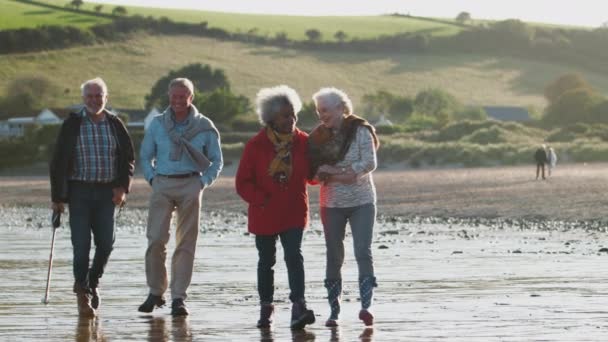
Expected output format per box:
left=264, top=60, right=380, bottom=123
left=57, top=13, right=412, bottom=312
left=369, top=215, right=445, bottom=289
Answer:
left=329, top=326, right=340, bottom=342
left=3, top=206, right=608, bottom=341
left=146, top=316, right=167, bottom=342
left=145, top=316, right=191, bottom=342
left=359, top=327, right=373, bottom=341
left=291, top=329, right=315, bottom=341
left=329, top=326, right=340, bottom=341
left=75, top=316, right=106, bottom=342
left=171, top=317, right=191, bottom=341
left=258, top=328, right=316, bottom=342
left=259, top=327, right=273, bottom=341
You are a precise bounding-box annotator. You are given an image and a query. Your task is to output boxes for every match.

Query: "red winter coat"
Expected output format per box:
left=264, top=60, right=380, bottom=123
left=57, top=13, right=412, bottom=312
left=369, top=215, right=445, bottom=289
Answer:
left=235, top=128, right=311, bottom=235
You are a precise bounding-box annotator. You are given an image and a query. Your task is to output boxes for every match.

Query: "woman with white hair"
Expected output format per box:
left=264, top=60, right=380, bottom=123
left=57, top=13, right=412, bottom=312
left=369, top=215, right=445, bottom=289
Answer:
left=547, top=146, right=557, bottom=177
left=235, top=85, right=315, bottom=330
left=309, top=87, right=380, bottom=327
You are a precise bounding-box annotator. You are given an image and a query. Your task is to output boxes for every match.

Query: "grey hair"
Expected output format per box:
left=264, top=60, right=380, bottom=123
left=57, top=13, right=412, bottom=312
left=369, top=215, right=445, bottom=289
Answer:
left=255, top=85, right=302, bottom=125
left=81, top=77, right=108, bottom=96
left=168, top=78, right=195, bottom=96
left=312, top=87, right=353, bottom=115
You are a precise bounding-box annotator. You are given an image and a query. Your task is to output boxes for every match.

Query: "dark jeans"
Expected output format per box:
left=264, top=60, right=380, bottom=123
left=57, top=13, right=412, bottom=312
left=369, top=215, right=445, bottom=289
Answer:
left=68, top=182, right=116, bottom=290
left=255, top=227, right=305, bottom=304
left=536, top=162, right=546, bottom=179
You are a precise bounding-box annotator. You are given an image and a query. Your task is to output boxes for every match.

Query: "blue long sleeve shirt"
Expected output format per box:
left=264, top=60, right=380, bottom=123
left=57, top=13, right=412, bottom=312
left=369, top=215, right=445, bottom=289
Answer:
left=140, top=114, right=223, bottom=187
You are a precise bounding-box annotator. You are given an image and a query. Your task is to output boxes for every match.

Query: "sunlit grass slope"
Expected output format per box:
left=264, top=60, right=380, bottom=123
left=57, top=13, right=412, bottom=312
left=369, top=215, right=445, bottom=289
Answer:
left=3, top=35, right=608, bottom=111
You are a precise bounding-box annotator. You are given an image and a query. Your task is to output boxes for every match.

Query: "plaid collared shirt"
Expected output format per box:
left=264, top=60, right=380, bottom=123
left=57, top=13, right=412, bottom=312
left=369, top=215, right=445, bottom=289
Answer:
left=70, top=111, right=117, bottom=183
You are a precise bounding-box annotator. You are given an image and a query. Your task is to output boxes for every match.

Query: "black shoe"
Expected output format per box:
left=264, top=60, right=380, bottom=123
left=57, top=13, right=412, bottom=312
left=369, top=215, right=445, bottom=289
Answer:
left=90, top=288, right=100, bottom=310
left=290, top=301, right=315, bottom=330
left=138, top=294, right=166, bottom=313
left=171, top=298, right=189, bottom=316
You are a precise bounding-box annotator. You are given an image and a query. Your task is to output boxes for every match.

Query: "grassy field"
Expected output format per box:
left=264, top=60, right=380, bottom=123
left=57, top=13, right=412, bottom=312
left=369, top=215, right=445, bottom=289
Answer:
left=8, top=0, right=464, bottom=41
left=0, top=0, right=111, bottom=29
left=2, top=34, right=608, bottom=111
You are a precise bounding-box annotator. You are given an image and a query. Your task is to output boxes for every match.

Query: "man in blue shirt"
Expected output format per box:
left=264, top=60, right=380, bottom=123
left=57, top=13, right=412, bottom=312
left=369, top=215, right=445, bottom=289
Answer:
left=138, top=78, right=223, bottom=316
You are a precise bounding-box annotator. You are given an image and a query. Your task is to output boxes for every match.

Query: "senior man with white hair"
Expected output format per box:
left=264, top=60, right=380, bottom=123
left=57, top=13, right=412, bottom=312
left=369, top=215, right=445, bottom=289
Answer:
left=50, top=77, right=135, bottom=317
left=139, top=77, right=223, bottom=316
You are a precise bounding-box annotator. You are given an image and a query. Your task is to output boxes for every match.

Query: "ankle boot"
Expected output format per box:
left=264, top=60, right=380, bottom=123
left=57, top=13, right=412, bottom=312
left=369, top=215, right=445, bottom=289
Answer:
left=256, top=302, right=274, bottom=328
left=324, top=279, right=342, bottom=327
left=90, top=288, right=100, bottom=310
left=75, top=288, right=96, bottom=318
left=290, top=300, right=315, bottom=330
left=358, top=276, right=377, bottom=326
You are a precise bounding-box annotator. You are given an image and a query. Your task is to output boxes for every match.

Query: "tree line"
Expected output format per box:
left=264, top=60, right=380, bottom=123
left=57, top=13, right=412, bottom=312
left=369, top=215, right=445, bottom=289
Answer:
left=2, top=61, right=604, bottom=130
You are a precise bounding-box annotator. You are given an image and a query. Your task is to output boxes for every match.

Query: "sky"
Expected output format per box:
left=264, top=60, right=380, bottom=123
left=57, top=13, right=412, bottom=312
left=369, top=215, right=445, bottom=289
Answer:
left=91, top=0, right=606, bottom=28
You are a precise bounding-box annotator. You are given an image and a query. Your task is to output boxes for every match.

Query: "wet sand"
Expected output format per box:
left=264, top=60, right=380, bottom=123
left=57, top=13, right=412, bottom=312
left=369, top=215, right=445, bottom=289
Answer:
left=1, top=206, right=607, bottom=341
left=3, top=163, right=608, bottom=221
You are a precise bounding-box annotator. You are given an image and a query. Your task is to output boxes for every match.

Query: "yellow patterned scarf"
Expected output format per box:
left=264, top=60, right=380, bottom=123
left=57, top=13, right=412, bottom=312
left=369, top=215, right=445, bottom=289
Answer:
left=266, top=126, right=294, bottom=185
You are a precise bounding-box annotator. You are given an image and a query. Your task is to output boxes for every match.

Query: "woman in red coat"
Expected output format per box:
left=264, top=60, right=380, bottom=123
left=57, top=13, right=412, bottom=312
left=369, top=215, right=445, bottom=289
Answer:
left=235, top=85, right=315, bottom=330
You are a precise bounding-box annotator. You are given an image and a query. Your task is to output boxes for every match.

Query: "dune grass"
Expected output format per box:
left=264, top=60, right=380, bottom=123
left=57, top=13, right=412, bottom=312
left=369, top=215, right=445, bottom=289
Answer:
left=0, top=0, right=110, bottom=29
left=10, top=0, right=464, bottom=41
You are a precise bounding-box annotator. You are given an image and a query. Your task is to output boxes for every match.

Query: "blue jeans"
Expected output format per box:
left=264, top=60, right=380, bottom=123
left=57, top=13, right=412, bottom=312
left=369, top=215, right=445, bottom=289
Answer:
left=68, top=182, right=116, bottom=290
left=255, top=227, right=305, bottom=304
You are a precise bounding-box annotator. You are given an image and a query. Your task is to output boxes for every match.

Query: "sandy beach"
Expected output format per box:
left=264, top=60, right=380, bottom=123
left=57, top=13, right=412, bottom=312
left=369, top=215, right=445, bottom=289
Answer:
left=3, top=163, right=608, bottom=222
left=1, top=164, right=607, bottom=341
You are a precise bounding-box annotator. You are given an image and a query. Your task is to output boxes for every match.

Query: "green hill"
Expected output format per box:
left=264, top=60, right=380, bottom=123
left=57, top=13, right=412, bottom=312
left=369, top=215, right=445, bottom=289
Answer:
left=6, top=0, right=464, bottom=40
left=0, top=0, right=110, bottom=29
left=2, top=34, right=608, bottom=111
left=2, top=1, right=607, bottom=115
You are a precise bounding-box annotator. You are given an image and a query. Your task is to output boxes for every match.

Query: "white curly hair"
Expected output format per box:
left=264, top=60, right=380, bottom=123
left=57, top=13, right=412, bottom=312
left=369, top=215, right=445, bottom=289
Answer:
left=255, top=85, right=302, bottom=125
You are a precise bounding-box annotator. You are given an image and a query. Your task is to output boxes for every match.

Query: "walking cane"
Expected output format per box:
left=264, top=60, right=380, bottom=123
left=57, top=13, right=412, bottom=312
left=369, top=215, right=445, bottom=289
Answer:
left=42, top=210, right=61, bottom=305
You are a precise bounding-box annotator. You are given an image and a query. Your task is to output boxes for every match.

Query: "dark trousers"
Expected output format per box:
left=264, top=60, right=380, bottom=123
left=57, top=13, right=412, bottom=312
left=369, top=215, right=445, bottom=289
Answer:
left=255, top=227, right=305, bottom=304
left=536, top=162, right=546, bottom=179
left=68, top=182, right=116, bottom=290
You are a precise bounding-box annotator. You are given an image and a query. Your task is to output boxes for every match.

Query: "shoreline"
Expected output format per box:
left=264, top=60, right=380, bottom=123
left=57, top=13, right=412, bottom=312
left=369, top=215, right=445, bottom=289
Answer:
left=2, top=162, right=608, bottom=226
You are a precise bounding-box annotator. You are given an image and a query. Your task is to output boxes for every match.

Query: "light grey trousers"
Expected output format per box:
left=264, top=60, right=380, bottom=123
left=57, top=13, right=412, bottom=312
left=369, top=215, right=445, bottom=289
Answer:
left=320, top=203, right=376, bottom=280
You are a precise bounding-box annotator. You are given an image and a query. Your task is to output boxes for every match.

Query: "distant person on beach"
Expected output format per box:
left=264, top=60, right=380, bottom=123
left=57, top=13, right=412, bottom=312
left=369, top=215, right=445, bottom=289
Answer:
left=308, top=87, right=380, bottom=327
left=235, top=85, right=316, bottom=330
left=547, top=146, right=557, bottom=177
left=49, top=77, right=135, bottom=317
left=138, top=78, right=223, bottom=316
left=534, top=144, right=548, bottom=180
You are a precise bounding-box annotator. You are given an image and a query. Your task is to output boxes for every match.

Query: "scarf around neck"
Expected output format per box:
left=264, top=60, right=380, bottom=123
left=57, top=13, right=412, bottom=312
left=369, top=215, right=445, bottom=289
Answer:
left=162, top=105, right=218, bottom=172
left=266, top=126, right=294, bottom=185
left=308, top=114, right=379, bottom=176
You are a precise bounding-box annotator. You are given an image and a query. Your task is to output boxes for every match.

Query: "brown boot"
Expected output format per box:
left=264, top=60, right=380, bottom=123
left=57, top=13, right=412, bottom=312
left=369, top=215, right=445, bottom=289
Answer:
left=76, top=288, right=96, bottom=318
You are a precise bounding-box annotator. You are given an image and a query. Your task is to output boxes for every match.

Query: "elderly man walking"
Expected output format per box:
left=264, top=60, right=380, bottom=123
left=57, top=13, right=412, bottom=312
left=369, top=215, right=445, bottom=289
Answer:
left=50, top=77, right=135, bottom=317
left=139, top=78, right=223, bottom=316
